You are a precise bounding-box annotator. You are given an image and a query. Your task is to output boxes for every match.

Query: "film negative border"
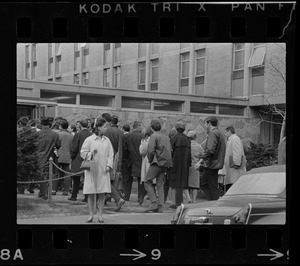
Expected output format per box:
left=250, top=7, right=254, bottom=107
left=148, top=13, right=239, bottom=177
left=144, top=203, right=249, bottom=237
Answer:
left=1, top=1, right=295, bottom=264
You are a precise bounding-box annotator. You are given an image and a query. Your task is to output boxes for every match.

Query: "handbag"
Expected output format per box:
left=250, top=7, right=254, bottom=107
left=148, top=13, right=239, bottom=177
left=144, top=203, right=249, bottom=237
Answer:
left=80, top=154, right=93, bottom=171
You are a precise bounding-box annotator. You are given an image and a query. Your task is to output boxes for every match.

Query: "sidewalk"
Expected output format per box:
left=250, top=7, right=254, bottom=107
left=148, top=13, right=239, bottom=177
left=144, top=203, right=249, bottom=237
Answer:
left=17, top=182, right=207, bottom=224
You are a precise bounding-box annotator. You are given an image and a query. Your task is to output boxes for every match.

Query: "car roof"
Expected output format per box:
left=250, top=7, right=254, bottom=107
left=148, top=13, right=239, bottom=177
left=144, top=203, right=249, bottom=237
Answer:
left=245, top=164, right=286, bottom=175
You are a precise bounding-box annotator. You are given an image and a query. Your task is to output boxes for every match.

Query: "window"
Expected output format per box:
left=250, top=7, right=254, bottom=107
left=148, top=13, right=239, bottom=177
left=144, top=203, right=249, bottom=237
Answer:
left=138, top=43, right=146, bottom=58
left=195, top=49, right=205, bottom=95
left=154, top=100, right=183, bottom=112
left=82, top=72, right=89, bottom=85
left=104, top=43, right=111, bottom=65
left=40, top=90, right=76, bottom=104
left=180, top=52, right=189, bottom=93
left=150, top=59, right=159, bottom=91
left=48, top=43, right=53, bottom=76
left=234, top=43, right=245, bottom=70
left=55, top=55, right=61, bottom=74
left=232, top=43, right=245, bottom=97
left=74, top=74, right=79, bottom=84
left=103, top=68, right=111, bottom=87
left=25, top=45, right=30, bottom=79
left=74, top=50, right=80, bottom=71
left=151, top=43, right=159, bottom=55
left=250, top=44, right=265, bottom=95
left=190, top=102, right=216, bottom=114
left=114, top=43, right=121, bottom=63
left=80, top=94, right=113, bottom=107
left=113, top=66, right=121, bottom=88
left=248, top=43, right=265, bottom=67
left=138, top=61, right=146, bottom=90
left=32, top=44, right=37, bottom=62
left=82, top=44, right=89, bottom=69
left=55, top=77, right=61, bottom=82
left=219, top=105, right=244, bottom=116
left=122, top=97, right=151, bottom=110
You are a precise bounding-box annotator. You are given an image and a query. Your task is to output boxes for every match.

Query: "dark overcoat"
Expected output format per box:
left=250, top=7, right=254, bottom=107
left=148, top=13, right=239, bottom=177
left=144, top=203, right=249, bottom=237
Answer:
left=124, top=129, right=144, bottom=177
left=70, top=129, right=92, bottom=174
left=169, top=132, right=191, bottom=188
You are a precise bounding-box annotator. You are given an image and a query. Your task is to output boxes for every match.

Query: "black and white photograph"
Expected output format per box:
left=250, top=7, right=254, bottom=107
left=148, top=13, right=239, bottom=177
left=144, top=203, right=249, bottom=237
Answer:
left=16, top=42, right=286, bottom=225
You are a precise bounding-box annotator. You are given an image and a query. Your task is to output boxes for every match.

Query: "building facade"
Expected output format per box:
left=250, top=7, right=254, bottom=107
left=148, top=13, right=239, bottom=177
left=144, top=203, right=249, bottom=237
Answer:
left=17, top=43, right=286, bottom=144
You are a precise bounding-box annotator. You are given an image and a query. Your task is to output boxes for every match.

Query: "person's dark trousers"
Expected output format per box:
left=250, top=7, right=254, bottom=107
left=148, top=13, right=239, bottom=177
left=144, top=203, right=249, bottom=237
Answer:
left=137, top=178, right=147, bottom=204
left=70, top=175, right=81, bottom=198
left=175, top=187, right=183, bottom=206
left=123, top=167, right=133, bottom=201
left=39, top=165, right=49, bottom=197
left=164, top=175, right=169, bottom=203
left=201, top=168, right=220, bottom=201
left=137, top=178, right=147, bottom=203
left=53, top=163, right=71, bottom=192
left=110, top=181, right=121, bottom=203
left=144, top=164, right=166, bottom=209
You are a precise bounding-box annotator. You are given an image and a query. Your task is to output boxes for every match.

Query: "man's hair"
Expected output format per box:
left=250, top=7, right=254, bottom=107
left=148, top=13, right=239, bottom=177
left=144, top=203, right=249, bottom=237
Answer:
left=111, top=115, right=118, bottom=125
left=133, top=121, right=141, bottom=129
left=102, top=113, right=112, bottom=122
left=122, top=124, right=130, bottom=132
left=175, top=121, right=185, bottom=133
left=17, top=116, right=29, bottom=126
left=205, top=116, right=218, bottom=127
left=80, top=119, right=89, bottom=128
left=225, top=126, right=235, bottom=134
left=60, top=119, right=69, bottom=130
left=41, top=117, right=51, bottom=126
left=150, top=119, right=161, bottom=132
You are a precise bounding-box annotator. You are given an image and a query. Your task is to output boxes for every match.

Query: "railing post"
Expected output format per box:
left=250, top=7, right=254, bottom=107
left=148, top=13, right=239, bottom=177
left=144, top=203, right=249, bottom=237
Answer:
left=48, top=157, right=53, bottom=203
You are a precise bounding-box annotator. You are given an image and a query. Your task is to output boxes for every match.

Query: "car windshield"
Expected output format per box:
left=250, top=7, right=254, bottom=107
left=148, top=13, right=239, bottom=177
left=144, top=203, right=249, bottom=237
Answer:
left=225, top=172, right=286, bottom=196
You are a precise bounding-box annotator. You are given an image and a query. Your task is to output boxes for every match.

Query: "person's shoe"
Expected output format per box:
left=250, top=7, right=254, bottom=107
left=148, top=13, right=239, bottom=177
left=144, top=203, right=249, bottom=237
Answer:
left=62, top=192, right=68, bottom=196
left=86, top=216, right=93, bottom=223
left=115, top=199, right=125, bottom=212
left=41, top=195, right=48, bottom=200
left=27, top=188, right=34, bottom=194
left=169, top=204, right=177, bottom=209
left=145, top=204, right=159, bottom=213
left=52, top=191, right=56, bottom=195
left=68, top=196, right=77, bottom=201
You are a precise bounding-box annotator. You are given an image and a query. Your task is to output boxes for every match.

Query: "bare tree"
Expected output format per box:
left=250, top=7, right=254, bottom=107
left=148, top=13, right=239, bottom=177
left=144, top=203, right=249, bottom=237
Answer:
left=258, top=43, right=286, bottom=141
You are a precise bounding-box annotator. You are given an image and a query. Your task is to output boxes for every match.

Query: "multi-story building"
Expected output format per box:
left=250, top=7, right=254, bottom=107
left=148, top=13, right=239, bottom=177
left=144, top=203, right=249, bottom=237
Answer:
left=17, top=43, right=286, bottom=144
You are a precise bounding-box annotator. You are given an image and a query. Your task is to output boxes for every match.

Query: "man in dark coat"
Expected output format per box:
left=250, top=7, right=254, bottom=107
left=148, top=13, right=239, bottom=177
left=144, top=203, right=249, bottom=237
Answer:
left=199, top=116, right=226, bottom=200
left=169, top=121, right=192, bottom=206
left=35, top=117, right=61, bottom=200
left=68, top=119, right=92, bottom=201
left=102, top=113, right=125, bottom=211
left=123, top=120, right=145, bottom=202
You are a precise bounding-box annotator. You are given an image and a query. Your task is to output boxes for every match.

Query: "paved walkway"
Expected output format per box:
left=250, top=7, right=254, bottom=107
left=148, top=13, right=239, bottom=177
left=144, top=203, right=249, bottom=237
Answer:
left=17, top=185, right=207, bottom=224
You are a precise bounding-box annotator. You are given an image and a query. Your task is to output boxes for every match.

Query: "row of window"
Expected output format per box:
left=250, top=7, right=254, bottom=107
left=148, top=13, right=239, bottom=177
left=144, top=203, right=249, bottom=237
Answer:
left=40, top=90, right=245, bottom=116
left=25, top=43, right=265, bottom=95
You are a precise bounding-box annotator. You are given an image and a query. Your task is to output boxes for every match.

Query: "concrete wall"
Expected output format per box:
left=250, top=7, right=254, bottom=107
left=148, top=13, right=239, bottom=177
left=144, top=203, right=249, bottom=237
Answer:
left=205, top=43, right=233, bottom=98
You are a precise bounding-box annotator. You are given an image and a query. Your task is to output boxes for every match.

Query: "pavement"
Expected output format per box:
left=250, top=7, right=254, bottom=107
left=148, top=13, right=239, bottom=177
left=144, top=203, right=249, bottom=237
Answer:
left=17, top=185, right=197, bottom=224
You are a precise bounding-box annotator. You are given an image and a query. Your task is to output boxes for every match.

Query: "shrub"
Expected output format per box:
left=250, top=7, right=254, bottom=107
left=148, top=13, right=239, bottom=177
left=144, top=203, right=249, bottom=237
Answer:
left=244, top=142, right=278, bottom=171
left=17, top=128, right=41, bottom=181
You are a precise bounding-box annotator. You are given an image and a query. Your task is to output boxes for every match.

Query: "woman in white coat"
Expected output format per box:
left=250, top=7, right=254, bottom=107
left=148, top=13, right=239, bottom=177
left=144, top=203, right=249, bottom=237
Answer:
left=81, top=117, right=114, bottom=223
left=224, top=126, right=247, bottom=191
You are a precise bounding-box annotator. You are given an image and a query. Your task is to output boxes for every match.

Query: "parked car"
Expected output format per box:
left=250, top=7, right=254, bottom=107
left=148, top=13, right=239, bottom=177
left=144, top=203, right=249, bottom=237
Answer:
left=171, top=164, right=286, bottom=225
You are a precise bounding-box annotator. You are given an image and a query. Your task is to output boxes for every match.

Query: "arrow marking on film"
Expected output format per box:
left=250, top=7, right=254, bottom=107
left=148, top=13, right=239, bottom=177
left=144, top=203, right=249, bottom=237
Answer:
left=257, top=249, right=284, bottom=261
left=120, top=249, right=147, bottom=261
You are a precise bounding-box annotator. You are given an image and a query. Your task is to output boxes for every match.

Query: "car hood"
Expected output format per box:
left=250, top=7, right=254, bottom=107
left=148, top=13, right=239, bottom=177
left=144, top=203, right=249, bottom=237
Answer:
left=185, top=196, right=283, bottom=217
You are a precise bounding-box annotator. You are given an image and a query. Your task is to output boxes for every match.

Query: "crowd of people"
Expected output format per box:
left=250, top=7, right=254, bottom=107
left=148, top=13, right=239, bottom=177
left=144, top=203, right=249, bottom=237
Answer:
left=17, top=114, right=247, bottom=223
